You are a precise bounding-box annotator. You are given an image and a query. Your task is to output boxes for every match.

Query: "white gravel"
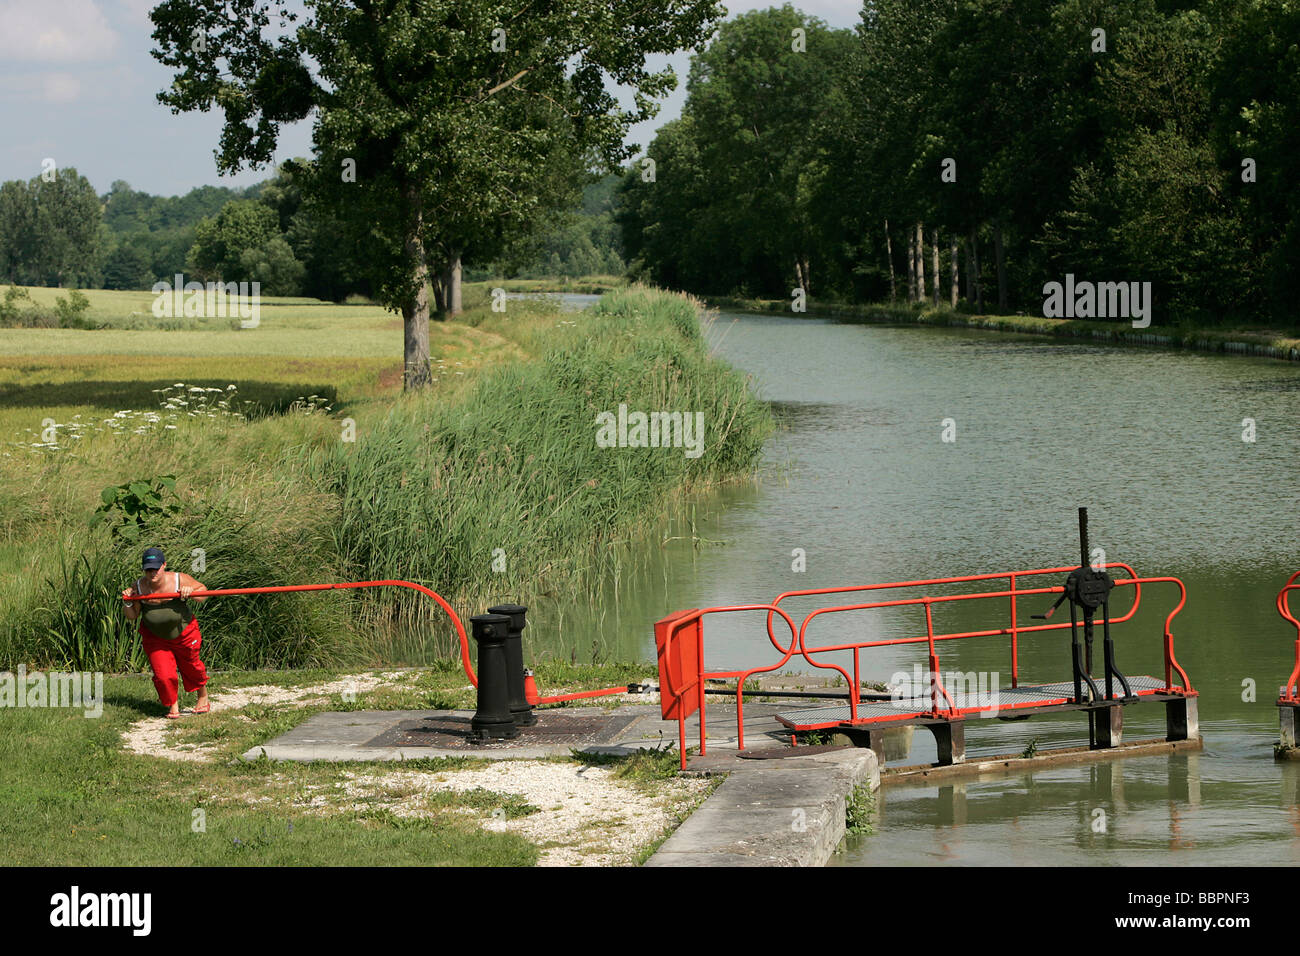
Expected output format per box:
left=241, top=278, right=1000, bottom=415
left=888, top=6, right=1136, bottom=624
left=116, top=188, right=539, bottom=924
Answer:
left=119, top=671, right=412, bottom=762
left=326, top=762, right=710, bottom=866
left=117, top=670, right=707, bottom=865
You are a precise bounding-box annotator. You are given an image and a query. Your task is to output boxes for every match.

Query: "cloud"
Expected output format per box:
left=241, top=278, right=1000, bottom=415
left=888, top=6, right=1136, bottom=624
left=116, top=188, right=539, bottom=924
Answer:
left=43, top=73, right=82, bottom=103
left=0, top=0, right=120, bottom=63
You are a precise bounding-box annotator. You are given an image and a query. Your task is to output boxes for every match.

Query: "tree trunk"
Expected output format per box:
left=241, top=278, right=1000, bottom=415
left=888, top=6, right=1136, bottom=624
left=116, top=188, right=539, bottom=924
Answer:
left=445, top=250, right=463, bottom=317
left=884, top=219, right=896, bottom=301
left=915, top=222, right=926, bottom=302
left=794, top=258, right=805, bottom=295
left=950, top=236, right=959, bottom=308
left=931, top=227, right=940, bottom=308
left=994, top=221, right=1008, bottom=311
left=401, top=183, right=432, bottom=390
left=430, top=272, right=446, bottom=314
left=906, top=227, right=917, bottom=302
left=969, top=228, right=984, bottom=313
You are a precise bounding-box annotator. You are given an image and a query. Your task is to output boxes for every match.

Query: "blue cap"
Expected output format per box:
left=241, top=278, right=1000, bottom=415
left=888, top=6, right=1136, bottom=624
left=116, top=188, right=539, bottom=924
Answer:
left=142, top=547, right=166, bottom=570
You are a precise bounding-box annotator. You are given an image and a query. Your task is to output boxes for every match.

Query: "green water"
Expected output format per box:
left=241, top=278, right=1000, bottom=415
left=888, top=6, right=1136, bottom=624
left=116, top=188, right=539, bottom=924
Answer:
left=535, top=308, right=1300, bottom=865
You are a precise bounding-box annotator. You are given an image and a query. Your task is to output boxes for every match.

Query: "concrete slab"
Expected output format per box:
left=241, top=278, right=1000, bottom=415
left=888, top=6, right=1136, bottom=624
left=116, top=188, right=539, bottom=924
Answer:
left=646, top=748, right=879, bottom=868
left=241, top=702, right=794, bottom=763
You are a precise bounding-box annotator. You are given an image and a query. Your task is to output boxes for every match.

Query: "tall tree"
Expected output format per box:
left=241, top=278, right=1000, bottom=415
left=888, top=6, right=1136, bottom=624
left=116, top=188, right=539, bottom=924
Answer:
left=151, top=0, right=723, bottom=388
left=620, top=5, right=852, bottom=297
left=27, top=168, right=103, bottom=287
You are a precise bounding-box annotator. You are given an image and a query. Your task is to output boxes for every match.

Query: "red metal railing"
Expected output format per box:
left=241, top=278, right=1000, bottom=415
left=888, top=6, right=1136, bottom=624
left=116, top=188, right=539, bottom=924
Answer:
left=657, top=564, right=1191, bottom=769
left=766, top=563, right=1142, bottom=688
left=124, top=580, right=632, bottom=705
left=1277, top=572, right=1300, bottom=704
left=656, top=604, right=802, bottom=767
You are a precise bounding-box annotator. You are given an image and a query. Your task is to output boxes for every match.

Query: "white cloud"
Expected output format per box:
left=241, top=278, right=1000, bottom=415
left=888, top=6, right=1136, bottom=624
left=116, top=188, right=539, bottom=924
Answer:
left=43, top=73, right=82, bottom=103
left=0, top=0, right=120, bottom=63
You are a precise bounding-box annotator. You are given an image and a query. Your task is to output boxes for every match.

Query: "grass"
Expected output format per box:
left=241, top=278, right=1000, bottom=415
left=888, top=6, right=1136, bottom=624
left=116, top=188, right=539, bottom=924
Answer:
left=0, top=282, right=773, bottom=671
left=0, top=278, right=766, bottom=865
left=572, top=744, right=685, bottom=789
left=0, top=661, right=699, bottom=865
left=0, top=671, right=538, bottom=865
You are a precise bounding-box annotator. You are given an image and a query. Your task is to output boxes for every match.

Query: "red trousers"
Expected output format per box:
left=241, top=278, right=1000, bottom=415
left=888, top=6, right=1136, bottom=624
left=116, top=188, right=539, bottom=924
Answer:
left=141, top=619, right=208, bottom=707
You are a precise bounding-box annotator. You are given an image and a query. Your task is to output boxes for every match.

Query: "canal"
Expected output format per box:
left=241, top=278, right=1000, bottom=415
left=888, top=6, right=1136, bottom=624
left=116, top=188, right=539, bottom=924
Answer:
left=547, top=303, right=1300, bottom=865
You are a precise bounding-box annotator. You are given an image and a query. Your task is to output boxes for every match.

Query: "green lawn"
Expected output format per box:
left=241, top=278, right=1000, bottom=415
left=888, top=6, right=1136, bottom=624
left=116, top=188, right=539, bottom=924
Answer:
left=0, top=662, right=657, bottom=866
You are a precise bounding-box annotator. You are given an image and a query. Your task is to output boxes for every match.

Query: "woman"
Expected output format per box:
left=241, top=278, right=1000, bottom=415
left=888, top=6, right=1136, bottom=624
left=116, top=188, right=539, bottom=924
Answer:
left=122, top=546, right=211, bottom=718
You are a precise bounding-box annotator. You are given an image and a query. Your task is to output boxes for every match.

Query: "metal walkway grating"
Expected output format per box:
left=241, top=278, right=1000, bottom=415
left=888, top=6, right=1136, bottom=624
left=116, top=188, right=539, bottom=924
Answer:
left=776, top=674, right=1177, bottom=730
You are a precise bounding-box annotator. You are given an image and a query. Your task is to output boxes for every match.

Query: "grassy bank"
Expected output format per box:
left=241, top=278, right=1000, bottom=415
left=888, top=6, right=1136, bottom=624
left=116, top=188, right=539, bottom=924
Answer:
left=0, top=283, right=772, bottom=671
left=705, top=295, right=1300, bottom=361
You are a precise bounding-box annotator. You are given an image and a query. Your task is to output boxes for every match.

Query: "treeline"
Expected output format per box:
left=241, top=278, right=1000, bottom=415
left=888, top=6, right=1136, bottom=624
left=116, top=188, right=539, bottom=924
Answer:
left=0, top=166, right=625, bottom=299
left=619, top=1, right=1300, bottom=325
left=476, top=174, right=626, bottom=281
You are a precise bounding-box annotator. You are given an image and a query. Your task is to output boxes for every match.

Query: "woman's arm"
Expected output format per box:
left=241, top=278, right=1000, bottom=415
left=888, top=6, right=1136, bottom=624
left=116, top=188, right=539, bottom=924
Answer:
left=178, top=572, right=208, bottom=603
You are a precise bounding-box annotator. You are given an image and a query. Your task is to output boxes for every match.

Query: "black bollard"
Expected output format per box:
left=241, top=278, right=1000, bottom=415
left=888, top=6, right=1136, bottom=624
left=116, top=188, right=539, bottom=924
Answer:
left=470, top=613, right=518, bottom=741
left=488, top=603, right=536, bottom=727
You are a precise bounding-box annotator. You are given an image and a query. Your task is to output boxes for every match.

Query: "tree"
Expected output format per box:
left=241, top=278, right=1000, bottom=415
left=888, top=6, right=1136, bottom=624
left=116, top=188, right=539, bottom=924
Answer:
left=102, top=240, right=155, bottom=290
left=150, top=0, right=724, bottom=389
left=29, top=168, right=103, bottom=287
left=1209, top=0, right=1300, bottom=320
left=238, top=234, right=306, bottom=295
left=0, top=180, right=35, bottom=284
left=620, top=6, right=852, bottom=297
left=187, top=199, right=279, bottom=283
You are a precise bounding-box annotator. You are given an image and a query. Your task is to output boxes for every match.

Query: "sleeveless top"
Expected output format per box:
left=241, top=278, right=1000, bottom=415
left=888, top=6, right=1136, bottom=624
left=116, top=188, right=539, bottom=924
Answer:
left=136, top=571, right=194, bottom=640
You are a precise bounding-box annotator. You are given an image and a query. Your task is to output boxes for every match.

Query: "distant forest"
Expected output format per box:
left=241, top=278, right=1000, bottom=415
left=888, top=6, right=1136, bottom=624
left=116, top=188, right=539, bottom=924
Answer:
left=0, top=167, right=625, bottom=300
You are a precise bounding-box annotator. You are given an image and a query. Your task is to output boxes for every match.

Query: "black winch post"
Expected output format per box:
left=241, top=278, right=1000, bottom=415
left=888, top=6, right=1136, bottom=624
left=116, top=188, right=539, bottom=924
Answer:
left=470, top=613, right=519, bottom=742
left=1079, top=507, right=1094, bottom=677
left=487, top=603, right=536, bottom=727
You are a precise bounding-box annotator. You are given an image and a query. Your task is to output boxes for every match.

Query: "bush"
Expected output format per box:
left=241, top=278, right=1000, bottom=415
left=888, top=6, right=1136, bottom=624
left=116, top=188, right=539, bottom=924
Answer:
left=55, top=289, right=93, bottom=329
left=0, top=285, right=54, bottom=328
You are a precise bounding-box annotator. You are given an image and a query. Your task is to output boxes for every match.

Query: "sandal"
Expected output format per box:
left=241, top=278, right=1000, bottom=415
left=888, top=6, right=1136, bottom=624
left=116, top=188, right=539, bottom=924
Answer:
left=192, top=701, right=211, bottom=714
left=164, top=711, right=182, bottom=719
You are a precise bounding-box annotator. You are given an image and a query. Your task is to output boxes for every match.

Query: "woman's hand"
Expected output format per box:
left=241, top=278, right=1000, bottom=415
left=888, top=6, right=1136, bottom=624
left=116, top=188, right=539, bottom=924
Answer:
left=179, top=584, right=195, bottom=600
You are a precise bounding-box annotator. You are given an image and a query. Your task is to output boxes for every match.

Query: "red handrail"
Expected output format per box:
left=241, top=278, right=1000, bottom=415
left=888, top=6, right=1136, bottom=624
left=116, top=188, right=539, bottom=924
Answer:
left=1277, top=572, right=1300, bottom=704
left=660, top=603, right=801, bottom=766
left=766, top=563, right=1142, bottom=688
left=124, top=580, right=632, bottom=705
left=656, top=565, right=1189, bottom=769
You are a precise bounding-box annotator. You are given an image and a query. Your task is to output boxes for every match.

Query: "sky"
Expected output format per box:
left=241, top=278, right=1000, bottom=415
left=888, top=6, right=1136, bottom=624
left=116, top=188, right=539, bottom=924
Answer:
left=0, top=0, right=861, bottom=198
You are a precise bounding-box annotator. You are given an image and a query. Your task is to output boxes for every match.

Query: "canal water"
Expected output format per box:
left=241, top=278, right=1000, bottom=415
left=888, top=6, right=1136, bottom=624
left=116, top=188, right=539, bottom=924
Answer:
left=541, top=302, right=1300, bottom=865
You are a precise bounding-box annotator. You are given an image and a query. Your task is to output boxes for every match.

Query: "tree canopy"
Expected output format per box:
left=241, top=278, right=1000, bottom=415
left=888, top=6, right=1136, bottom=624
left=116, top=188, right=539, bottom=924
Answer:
left=150, top=0, right=725, bottom=387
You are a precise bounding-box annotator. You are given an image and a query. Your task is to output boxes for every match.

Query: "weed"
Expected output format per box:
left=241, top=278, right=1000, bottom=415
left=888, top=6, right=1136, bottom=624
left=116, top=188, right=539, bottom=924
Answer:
left=845, top=782, right=875, bottom=835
